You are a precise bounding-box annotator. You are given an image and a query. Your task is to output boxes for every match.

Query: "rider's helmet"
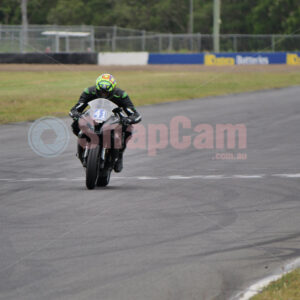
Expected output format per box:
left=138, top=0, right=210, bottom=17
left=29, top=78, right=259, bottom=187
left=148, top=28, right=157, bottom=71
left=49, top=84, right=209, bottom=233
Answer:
left=96, top=74, right=117, bottom=97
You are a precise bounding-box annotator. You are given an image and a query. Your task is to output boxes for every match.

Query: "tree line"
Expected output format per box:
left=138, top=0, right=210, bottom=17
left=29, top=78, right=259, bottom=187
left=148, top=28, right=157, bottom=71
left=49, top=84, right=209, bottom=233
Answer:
left=1, top=0, right=300, bottom=34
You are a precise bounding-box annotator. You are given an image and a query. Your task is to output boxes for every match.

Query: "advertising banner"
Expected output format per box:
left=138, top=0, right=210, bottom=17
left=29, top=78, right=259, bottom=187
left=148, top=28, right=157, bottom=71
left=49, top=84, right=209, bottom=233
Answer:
left=147, top=52, right=288, bottom=65
left=286, top=53, right=300, bottom=65
left=148, top=53, right=204, bottom=65
left=204, top=53, right=286, bottom=66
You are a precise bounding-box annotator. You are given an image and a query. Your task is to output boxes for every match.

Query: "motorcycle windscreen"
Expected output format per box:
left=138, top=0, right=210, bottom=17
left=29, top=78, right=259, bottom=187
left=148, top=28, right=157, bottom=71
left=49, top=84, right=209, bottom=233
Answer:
left=87, top=98, right=118, bottom=123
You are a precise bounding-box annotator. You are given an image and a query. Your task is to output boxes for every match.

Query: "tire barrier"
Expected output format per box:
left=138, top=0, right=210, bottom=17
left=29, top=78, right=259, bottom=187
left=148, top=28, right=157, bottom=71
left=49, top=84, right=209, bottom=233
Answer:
left=0, top=53, right=98, bottom=64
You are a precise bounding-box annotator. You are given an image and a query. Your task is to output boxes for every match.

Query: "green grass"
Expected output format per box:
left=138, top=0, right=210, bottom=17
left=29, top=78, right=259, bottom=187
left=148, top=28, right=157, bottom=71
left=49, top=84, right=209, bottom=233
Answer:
left=251, top=268, right=300, bottom=300
left=1, top=68, right=300, bottom=123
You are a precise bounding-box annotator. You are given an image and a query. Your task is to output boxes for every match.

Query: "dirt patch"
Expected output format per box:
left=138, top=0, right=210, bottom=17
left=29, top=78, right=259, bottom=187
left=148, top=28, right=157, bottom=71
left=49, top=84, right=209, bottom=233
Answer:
left=1, top=64, right=300, bottom=73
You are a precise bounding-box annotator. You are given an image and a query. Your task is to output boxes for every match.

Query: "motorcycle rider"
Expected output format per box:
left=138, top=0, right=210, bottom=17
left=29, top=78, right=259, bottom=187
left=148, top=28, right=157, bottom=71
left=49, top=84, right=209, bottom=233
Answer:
left=69, top=73, right=141, bottom=172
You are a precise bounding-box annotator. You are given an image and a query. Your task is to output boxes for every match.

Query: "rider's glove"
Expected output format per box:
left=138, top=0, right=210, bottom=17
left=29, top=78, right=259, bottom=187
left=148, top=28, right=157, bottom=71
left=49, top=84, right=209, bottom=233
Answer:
left=121, top=117, right=132, bottom=126
left=69, top=110, right=81, bottom=120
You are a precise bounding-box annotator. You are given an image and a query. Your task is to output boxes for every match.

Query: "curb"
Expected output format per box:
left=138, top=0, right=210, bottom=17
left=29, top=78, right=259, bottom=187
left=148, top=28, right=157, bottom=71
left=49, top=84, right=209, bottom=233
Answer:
left=232, top=257, right=300, bottom=300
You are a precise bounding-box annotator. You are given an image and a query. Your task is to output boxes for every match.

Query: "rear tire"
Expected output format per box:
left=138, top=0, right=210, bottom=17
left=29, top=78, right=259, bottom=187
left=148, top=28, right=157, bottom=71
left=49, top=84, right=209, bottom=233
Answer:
left=86, top=146, right=100, bottom=190
left=96, top=168, right=112, bottom=187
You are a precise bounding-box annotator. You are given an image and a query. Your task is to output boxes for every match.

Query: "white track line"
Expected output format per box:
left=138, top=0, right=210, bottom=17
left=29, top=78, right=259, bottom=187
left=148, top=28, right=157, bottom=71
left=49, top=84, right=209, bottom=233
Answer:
left=233, top=174, right=265, bottom=179
left=0, top=173, right=299, bottom=183
left=137, top=176, right=159, bottom=180
left=273, top=173, right=300, bottom=178
left=0, top=177, right=84, bottom=182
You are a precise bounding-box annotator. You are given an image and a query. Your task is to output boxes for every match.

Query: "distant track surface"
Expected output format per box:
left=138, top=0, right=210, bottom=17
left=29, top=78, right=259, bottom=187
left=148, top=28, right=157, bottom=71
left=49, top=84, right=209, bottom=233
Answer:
left=0, top=87, right=300, bottom=300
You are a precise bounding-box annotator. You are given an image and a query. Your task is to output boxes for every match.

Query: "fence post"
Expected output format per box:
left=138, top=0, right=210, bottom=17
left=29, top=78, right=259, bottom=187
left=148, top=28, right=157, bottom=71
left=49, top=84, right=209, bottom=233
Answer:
left=197, top=33, right=201, bottom=52
left=55, top=34, right=59, bottom=52
left=233, top=35, right=237, bottom=52
left=271, top=35, right=275, bottom=52
left=90, top=26, right=95, bottom=52
left=19, top=29, right=23, bottom=53
left=21, top=0, right=28, bottom=53
left=81, top=36, right=84, bottom=52
left=66, top=36, right=70, bottom=52
left=112, top=25, right=117, bottom=51
left=189, top=34, right=194, bottom=52
left=168, top=33, right=173, bottom=52
left=213, top=0, right=221, bottom=52
left=142, top=30, right=146, bottom=51
left=158, top=34, right=162, bottom=52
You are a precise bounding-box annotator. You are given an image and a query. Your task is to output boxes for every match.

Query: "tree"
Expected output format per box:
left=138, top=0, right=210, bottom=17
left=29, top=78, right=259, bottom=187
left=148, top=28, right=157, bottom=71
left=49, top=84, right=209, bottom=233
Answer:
left=0, top=0, right=299, bottom=35
left=47, top=0, right=87, bottom=25
left=250, top=0, right=298, bottom=34
left=284, top=5, right=300, bottom=34
left=147, top=0, right=189, bottom=33
left=220, top=0, right=259, bottom=34
left=87, top=0, right=190, bottom=33
left=27, top=0, right=59, bottom=24
left=193, top=0, right=213, bottom=34
left=0, top=0, right=21, bottom=24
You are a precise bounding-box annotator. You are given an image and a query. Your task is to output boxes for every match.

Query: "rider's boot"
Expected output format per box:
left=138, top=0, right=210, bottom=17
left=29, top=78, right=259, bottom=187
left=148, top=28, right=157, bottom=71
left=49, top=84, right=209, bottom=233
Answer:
left=114, top=128, right=131, bottom=173
left=77, top=143, right=86, bottom=167
left=77, top=131, right=89, bottom=167
left=114, top=151, right=124, bottom=173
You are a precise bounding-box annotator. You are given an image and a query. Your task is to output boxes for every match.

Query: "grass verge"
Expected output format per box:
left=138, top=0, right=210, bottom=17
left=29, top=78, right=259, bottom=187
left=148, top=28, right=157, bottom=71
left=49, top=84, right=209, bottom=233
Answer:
left=250, top=268, right=300, bottom=300
left=1, top=66, right=300, bottom=123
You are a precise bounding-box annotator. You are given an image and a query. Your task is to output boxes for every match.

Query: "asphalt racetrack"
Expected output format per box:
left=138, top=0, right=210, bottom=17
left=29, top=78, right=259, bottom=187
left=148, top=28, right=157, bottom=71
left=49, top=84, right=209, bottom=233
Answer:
left=0, top=87, right=300, bottom=300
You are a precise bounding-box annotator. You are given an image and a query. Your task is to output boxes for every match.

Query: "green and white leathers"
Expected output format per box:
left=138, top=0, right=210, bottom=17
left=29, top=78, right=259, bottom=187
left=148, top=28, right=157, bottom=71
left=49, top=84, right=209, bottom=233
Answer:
left=70, top=74, right=141, bottom=124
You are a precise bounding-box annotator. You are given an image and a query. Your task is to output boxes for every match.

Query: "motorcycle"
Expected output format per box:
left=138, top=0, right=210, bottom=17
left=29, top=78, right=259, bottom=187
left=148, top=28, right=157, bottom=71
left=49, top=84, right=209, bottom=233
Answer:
left=77, top=98, right=126, bottom=189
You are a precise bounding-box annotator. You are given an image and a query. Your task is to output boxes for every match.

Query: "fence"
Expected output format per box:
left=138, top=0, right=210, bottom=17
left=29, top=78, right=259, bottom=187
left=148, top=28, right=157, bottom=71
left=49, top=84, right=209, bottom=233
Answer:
left=1, top=25, right=300, bottom=53
left=95, top=33, right=300, bottom=53
left=0, top=24, right=95, bottom=53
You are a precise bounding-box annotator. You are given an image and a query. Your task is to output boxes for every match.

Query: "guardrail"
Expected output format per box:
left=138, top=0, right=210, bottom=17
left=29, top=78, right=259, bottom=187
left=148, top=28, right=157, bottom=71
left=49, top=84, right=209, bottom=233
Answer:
left=0, top=53, right=98, bottom=64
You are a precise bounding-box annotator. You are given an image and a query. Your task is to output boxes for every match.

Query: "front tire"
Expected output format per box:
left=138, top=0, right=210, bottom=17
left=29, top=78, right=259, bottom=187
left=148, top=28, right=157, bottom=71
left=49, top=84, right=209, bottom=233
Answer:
left=86, top=146, right=100, bottom=190
left=96, top=168, right=112, bottom=187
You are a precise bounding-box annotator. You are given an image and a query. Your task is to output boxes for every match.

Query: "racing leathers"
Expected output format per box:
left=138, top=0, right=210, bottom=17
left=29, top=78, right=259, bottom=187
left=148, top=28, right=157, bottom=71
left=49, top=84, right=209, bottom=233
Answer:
left=70, top=86, right=141, bottom=135
left=69, top=86, right=141, bottom=171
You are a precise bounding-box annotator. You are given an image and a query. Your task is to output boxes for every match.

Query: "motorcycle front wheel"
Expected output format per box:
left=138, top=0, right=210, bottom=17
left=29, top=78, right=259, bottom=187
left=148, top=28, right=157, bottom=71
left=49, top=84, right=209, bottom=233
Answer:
left=86, top=145, right=100, bottom=190
left=96, top=168, right=112, bottom=187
